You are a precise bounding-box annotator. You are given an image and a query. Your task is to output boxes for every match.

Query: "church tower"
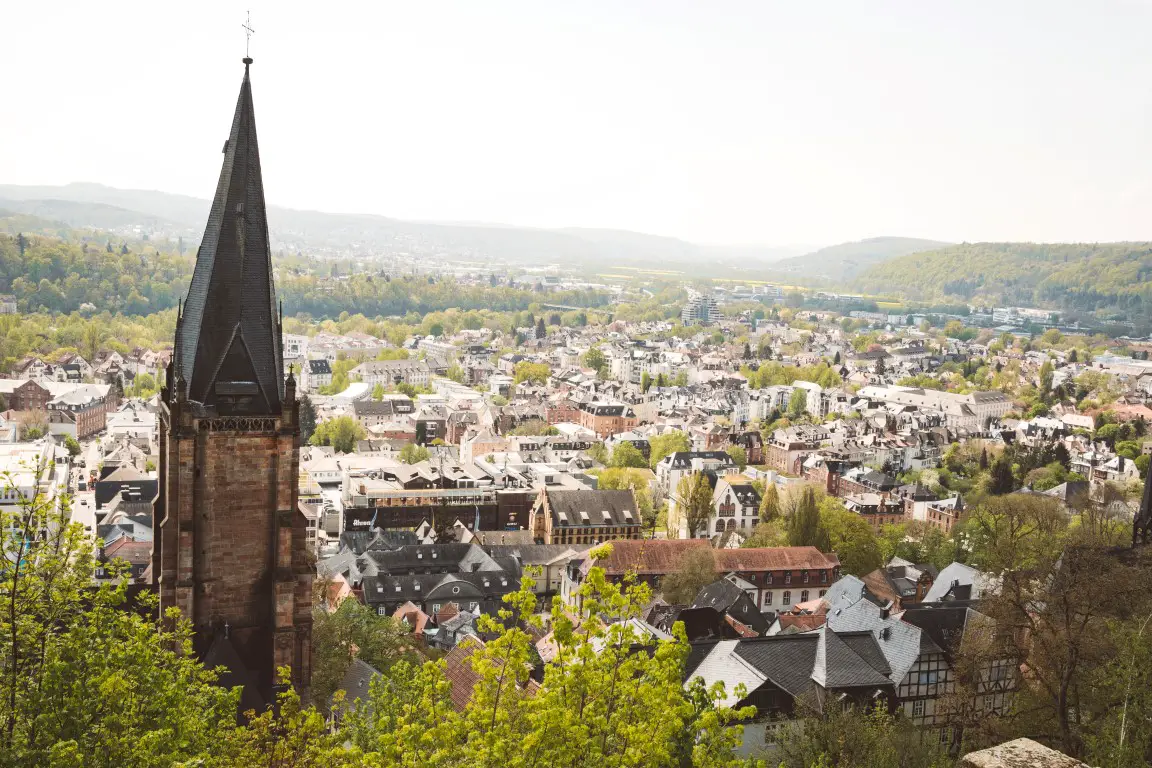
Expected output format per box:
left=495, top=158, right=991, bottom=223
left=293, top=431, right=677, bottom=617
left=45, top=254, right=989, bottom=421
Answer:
left=152, top=57, right=312, bottom=707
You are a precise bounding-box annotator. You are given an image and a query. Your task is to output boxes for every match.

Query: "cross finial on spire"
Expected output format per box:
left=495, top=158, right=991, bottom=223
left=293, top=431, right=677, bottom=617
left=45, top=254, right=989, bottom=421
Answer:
left=242, top=11, right=255, bottom=61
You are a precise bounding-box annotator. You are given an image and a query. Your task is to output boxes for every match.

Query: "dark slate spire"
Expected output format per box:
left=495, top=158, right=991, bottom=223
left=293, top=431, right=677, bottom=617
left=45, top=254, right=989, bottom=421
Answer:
left=176, top=58, right=282, bottom=414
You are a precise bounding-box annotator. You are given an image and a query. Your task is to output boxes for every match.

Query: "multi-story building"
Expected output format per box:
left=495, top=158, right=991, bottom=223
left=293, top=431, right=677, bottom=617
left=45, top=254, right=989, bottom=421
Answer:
left=528, top=488, right=642, bottom=546
left=857, top=386, right=1011, bottom=431
left=577, top=402, right=637, bottom=438
left=351, top=396, right=415, bottom=429
left=718, top=547, right=840, bottom=611
left=708, top=475, right=763, bottom=538
left=46, top=384, right=112, bottom=439
left=351, top=359, right=432, bottom=387
left=681, top=290, right=721, bottom=326
left=303, top=359, right=331, bottom=391
left=0, top=380, right=51, bottom=412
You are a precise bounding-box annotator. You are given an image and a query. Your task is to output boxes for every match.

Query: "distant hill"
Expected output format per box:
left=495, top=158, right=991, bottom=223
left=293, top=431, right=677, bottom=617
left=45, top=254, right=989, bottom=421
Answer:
left=854, top=241, right=1152, bottom=320
left=772, top=236, right=951, bottom=280
left=0, top=182, right=800, bottom=272
left=0, top=197, right=182, bottom=233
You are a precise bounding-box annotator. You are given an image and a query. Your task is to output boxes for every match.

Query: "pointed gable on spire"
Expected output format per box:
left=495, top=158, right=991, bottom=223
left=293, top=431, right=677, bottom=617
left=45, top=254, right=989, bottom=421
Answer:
left=176, top=58, right=282, bottom=414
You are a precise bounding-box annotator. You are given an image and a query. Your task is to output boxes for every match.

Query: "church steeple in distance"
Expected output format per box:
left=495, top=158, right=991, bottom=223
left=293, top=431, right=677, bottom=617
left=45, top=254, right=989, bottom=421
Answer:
left=175, top=56, right=282, bottom=415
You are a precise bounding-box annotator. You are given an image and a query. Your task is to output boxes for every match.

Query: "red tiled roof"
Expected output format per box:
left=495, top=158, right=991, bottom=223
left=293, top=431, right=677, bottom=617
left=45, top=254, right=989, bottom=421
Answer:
left=435, top=602, right=461, bottom=625
left=861, top=569, right=900, bottom=605
left=443, top=637, right=485, bottom=711
left=724, top=614, right=759, bottom=638
left=715, top=547, right=839, bottom=572
left=104, top=538, right=151, bottom=565
left=393, top=602, right=430, bottom=634
left=591, top=539, right=711, bottom=575
left=776, top=614, right=827, bottom=632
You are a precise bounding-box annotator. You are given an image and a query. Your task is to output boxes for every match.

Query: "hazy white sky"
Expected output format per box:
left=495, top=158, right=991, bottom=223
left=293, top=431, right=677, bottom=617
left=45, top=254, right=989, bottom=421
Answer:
left=4, top=1, right=1152, bottom=245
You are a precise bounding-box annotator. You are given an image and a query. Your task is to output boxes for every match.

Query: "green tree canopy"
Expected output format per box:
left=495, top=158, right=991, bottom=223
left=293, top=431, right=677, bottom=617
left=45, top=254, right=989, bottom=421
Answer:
left=512, top=361, right=550, bottom=386
left=309, top=416, right=365, bottom=453
left=658, top=546, right=718, bottom=605
left=675, top=471, right=714, bottom=539
left=609, top=442, right=647, bottom=469
left=759, top=483, right=780, bottom=523
left=648, top=430, right=691, bottom=469
left=398, top=443, right=431, bottom=464
left=724, top=444, right=747, bottom=471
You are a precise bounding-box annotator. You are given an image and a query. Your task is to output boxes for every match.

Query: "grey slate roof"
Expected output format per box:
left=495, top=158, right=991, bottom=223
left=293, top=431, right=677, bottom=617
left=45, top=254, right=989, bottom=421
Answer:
left=815, top=628, right=892, bottom=689
left=733, top=634, right=819, bottom=699
left=176, top=59, right=282, bottom=414
left=545, top=489, right=639, bottom=529
left=332, top=658, right=382, bottom=712
left=825, top=576, right=924, bottom=685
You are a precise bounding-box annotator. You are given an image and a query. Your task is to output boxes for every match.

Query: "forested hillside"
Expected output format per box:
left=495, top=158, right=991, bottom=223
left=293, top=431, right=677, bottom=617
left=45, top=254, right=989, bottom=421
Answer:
left=0, top=225, right=612, bottom=318
left=773, top=236, right=949, bottom=280
left=0, top=226, right=190, bottom=314
left=855, top=242, right=1152, bottom=320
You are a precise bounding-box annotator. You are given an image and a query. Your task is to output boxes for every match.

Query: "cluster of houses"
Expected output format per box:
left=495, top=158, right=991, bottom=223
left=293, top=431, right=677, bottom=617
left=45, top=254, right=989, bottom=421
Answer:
left=9, top=293, right=1152, bottom=757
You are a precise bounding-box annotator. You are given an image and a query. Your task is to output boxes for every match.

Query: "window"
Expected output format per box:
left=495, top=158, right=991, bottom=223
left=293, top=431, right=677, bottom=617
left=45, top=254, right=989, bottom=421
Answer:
left=802, top=571, right=810, bottom=584
left=784, top=572, right=792, bottom=585
left=983, top=696, right=995, bottom=712
left=469, top=602, right=480, bottom=612
left=912, top=700, right=925, bottom=717
left=764, top=591, right=772, bottom=606
left=821, top=570, right=828, bottom=583
left=918, top=671, right=939, bottom=685
left=939, top=728, right=951, bottom=745
left=432, top=604, right=441, bottom=614
left=819, top=589, right=827, bottom=597
left=800, top=590, right=809, bottom=603
left=782, top=591, right=791, bottom=605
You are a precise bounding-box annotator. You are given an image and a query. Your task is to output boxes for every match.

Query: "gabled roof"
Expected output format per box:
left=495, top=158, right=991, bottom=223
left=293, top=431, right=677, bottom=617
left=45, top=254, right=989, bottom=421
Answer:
left=545, top=489, right=639, bottom=529
left=814, top=627, right=892, bottom=689
left=715, top=547, right=839, bottom=572
left=176, top=59, right=282, bottom=414
left=587, top=539, right=710, bottom=576
left=332, top=658, right=382, bottom=712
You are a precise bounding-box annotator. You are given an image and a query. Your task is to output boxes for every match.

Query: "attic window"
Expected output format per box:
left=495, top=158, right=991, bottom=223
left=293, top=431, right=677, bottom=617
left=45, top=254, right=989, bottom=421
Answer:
left=394, top=585, right=401, bottom=592
left=453, top=586, right=460, bottom=594
left=602, top=510, right=612, bottom=522
left=414, top=583, right=421, bottom=591
left=623, top=510, right=634, bottom=522
left=580, top=511, right=590, bottom=523
left=417, top=552, right=423, bottom=559
left=432, top=552, right=438, bottom=559
left=377, top=585, right=383, bottom=593
left=500, top=578, right=507, bottom=586
left=482, top=579, right=490, bottom=587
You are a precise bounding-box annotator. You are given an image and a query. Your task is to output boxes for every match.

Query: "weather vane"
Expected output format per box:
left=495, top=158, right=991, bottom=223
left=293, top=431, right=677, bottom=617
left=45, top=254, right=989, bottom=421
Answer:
left=242, top=11, right=255, bottom=58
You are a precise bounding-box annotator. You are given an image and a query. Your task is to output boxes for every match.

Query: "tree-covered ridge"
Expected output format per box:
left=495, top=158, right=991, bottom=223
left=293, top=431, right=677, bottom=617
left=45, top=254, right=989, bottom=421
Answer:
left=0, top=229, right=191, bottom=315
left=855, top=241, right=1152, bottom=319
left=773, top=236, right=951, bottom=280
left=0, top=225, right=613, bottom=318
